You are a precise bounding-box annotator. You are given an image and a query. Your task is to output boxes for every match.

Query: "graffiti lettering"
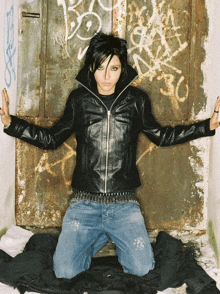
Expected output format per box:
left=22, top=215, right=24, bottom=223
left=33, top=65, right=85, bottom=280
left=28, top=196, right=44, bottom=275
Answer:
left=157, top=73, right=188, bottom=119
left=57, top=0, right=102, bottom=42
left=127, top=0, right=189, bottom=113
left=4, top=5, right=16, bottom=88
left=136, top=142, right=157, bottom=165
left=56, top=0, right=113, bottom=60
left=57, top=0, right=189, bottom=100
left=34, top=142, right=76, bottom=185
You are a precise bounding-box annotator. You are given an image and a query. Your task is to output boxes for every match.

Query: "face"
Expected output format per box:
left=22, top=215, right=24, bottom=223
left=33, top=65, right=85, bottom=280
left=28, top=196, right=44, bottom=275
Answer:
left=94, top=55, right=122, bottom=95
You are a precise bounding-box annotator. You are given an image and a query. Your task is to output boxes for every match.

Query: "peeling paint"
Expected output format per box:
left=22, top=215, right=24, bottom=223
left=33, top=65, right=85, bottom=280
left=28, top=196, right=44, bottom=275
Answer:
left=18, top=195, right=23, bottom=203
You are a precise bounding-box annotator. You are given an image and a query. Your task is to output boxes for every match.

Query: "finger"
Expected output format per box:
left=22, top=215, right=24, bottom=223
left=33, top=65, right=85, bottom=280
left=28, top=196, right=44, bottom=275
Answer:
left=1, top=88, right=7, bottom=99
left=215, top=96, right=220, bottom=109
left=2, top=88, right=10, bottom=116
left=1, top=89, right=7, bottom=108
left=214, top=103, right=220, bottom=113
left=1, top=89, right=5, bottom=107
left=2, top=88, right=9, bottom=103
left=215, top=122, right=220, bottom=129
left=0, top=108, right=5, bottom=117
left=3, top=88, right=9, bottom=102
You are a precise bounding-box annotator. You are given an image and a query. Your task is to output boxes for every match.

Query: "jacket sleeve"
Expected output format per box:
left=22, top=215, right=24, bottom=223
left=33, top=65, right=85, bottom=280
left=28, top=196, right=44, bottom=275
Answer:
left=140, top=94, right=215, bottom=147
left=3, top=93, right=76, bottom=149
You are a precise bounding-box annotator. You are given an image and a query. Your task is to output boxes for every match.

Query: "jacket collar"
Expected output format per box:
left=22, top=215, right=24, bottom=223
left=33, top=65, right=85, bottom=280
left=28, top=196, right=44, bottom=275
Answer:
left=75, top=64, right=138, bottom=99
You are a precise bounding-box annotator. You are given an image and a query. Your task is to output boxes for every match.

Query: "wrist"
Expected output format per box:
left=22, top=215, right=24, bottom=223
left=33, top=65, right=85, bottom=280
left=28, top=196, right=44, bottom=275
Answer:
left=3, top=117, right=11, bottom=129
left=4, top=122, right=11, bottom=129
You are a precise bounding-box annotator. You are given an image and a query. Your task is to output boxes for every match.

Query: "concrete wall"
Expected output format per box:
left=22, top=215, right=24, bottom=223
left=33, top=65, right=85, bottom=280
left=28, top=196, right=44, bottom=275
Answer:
left=204, top=0, right=220, bottom=265
left=0, top=0, right=18, bottom=231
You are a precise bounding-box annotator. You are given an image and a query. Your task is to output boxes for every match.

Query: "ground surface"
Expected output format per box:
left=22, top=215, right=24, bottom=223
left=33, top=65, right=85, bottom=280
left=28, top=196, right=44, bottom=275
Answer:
left=155, top=230, right=220, bottom=293
left=0, top=227, right=219, bottom=294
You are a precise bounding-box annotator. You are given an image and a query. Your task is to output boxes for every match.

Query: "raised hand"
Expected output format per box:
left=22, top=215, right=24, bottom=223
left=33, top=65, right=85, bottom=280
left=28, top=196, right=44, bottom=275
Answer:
left=0, top=88, right=11, bottom=128
left=210, top=96, right=220, bottom=131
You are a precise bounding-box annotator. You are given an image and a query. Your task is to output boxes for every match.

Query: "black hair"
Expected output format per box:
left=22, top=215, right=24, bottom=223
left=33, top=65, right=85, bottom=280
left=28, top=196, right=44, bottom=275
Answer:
left=84, top=32, right=128, bottom=88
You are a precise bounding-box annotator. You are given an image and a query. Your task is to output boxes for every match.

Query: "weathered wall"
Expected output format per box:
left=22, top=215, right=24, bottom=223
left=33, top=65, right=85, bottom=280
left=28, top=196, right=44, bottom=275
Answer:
left=203, top=0, right=220, bottom=265
left=16, top=0, right=113, bottom=227
left=15, top=0, right=212, bottom=231
left=124, top=0, right=210, bottom=231
left=0, top=0, right=18, bottom=231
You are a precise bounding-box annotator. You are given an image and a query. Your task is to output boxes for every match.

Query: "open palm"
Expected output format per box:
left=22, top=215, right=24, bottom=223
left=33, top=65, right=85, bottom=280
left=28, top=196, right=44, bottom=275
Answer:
left=210, top=96, right=220, bottom=130
left=0, top=88, right=11, bottom=127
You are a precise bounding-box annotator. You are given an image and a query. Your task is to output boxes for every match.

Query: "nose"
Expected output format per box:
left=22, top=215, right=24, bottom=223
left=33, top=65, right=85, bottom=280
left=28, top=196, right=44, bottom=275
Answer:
left=104, top=69, right=111, bottom=80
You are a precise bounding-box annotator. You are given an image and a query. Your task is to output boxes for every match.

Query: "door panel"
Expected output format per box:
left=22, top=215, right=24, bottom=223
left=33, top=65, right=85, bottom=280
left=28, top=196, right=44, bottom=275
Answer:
left=16, top=0, right=209, bottom=230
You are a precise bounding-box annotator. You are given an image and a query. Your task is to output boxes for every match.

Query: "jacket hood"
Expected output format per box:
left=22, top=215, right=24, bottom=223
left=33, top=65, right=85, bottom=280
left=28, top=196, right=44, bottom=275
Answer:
left=75, top=64, right=138, bottom=97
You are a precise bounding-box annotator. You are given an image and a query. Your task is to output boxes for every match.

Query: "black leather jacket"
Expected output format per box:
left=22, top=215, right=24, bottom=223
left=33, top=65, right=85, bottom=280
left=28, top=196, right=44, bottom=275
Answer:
left=4, top=65, right=215, bottom=193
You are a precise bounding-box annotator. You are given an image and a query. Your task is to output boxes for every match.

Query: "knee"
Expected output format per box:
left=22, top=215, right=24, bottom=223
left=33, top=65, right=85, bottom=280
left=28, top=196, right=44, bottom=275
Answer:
left=123, top=258, right=155, bottom=276
left=130, top=260, right=155, bottom=276
left=53, top=252, right=79, bottom=279
left=53, top=261, right=80, bottom=279
left=53, top=266, right=75, bottom=279
left=132, top=260, right=155, bottom=276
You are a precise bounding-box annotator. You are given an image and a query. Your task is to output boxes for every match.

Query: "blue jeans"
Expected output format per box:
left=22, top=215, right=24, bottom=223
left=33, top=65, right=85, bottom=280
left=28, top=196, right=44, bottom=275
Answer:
left=53, top=200, right=155, bottom=279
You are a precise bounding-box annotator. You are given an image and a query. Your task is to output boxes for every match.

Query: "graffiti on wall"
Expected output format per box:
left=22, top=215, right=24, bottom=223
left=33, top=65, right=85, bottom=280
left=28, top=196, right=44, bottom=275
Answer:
left=34, top=142, right=76, bottom=186
left=56, top=0, right=189, bottom=117
left=16, top=0, right=208, bottom=229
left=127, top=1, right=189, bottom=119
left=35, top=0, right=190, bottom=184
left=56, top=0, right=113, bottom=59
left=4, top=2, right=16, bottom=88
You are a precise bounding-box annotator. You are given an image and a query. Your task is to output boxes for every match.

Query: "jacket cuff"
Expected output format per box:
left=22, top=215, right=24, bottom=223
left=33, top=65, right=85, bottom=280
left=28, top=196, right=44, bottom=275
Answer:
left=4, top=115, right=29, bottom=138
left=203, top=118, right=215, bottom=136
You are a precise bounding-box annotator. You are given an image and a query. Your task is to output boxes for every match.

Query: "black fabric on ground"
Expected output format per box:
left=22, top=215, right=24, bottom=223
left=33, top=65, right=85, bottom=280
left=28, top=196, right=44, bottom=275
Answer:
left=0, top=231, right=219, bottom=294
left=0, top=249, right=13, bottom=282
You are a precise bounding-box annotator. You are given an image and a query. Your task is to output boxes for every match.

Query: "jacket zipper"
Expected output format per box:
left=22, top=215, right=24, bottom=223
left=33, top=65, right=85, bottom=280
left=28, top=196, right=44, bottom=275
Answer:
left=76, top=75, right=137, bottom=193
left=105, top=110, right=111, bottom=193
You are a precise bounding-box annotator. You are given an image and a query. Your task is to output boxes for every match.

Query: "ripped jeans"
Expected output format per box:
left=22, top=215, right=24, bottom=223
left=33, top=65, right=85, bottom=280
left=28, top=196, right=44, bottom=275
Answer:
left=53, top=200, right=155, bottom=279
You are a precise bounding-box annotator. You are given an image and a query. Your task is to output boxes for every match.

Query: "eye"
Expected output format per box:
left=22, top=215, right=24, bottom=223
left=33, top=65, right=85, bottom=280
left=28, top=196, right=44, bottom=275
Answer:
left=97, top=66, right=104, bottom=70
left=112, top=67, right=119, bottom=71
